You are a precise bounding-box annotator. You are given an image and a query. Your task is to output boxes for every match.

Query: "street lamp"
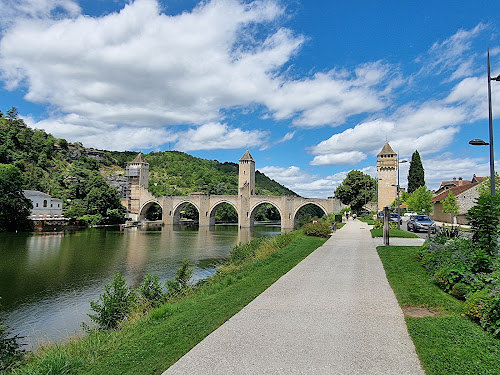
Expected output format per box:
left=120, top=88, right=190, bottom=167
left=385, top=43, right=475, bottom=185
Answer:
left=469, top=49, right=499, bottom=197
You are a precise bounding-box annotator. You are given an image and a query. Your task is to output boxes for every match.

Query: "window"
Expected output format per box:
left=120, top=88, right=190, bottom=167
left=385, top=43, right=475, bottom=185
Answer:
left=43, top=200, right=47, bottom=207
left=36, top=203, right=39, bottom=207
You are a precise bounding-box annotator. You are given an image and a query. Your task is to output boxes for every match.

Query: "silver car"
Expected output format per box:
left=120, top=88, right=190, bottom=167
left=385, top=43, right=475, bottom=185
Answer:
left=406, top=215, right=436, bottom=232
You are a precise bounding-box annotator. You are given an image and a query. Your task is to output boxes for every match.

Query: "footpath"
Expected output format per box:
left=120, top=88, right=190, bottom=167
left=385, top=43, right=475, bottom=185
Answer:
left=162, top=220, right=425, bottom=375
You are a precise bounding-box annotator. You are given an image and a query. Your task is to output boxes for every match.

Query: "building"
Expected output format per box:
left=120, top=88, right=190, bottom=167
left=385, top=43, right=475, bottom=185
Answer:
left=376, top=142, right=397, bottom=211
left=430, top=176, right=484, bottom=224
left=23, top=190, right=63, bottom=220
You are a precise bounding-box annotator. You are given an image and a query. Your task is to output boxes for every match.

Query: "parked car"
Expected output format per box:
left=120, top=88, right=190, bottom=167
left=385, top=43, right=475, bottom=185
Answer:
left=390, top=213, right=402, bottom=225
left=403, top=212, right=417, bottom=217
left=406, top=215, right=436, bottom=232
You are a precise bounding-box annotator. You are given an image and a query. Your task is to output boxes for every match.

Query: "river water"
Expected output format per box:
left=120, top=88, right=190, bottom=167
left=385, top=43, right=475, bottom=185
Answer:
left=0, top=223, right=281, bottom=350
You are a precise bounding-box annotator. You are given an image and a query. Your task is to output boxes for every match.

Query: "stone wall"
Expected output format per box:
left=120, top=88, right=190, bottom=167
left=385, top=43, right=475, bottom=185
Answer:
left=431, top=185, right=479, bottom=224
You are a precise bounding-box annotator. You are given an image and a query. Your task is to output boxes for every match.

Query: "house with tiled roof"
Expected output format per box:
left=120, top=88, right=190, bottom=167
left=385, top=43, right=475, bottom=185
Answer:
left=431, top=181, right=481, bottom=224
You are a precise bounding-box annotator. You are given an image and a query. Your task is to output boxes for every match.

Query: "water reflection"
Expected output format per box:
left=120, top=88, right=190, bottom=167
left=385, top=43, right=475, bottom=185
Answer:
left=0, top=224, right=280, bottom=350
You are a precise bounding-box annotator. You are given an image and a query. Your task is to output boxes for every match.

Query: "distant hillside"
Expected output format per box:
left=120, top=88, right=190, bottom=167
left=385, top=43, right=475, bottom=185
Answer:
left=110, top=150, right=298, bottom=197
left=0, top=107, right=298, bottom=218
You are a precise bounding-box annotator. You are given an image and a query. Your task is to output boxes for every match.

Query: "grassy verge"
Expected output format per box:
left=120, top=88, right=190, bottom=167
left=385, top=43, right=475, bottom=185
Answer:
left=370, top=228, right=420, bottom=238
left=357, top=218, right=375, bottom=225
left=8, top=233, right=326, bottom=375
left=378, top=245, right=500, bottom=375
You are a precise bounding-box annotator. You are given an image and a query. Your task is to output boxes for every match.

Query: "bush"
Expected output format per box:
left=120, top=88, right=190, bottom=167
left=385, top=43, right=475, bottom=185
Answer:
left=466, top=194, right=500, bottom=256
left=451, top=282, right=469, bottom=300
left=0, top=321, right=24, bottom=371
left=138, top=273, right=164, bottom=307
left=302, top=221, right=331, bottom=238
left=480, top=287, right=500, bottom=336
left=166, top=260, right=193, bottom=298
left=88, top=272, right=138, bottom=330
left=464, top=288, right=490, bottom=322
left=373, top=219, right=397, bottom=230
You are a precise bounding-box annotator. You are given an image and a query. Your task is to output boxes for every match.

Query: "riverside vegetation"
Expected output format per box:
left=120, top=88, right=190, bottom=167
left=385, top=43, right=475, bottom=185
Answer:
left=0, top=230, right=327, bottom=374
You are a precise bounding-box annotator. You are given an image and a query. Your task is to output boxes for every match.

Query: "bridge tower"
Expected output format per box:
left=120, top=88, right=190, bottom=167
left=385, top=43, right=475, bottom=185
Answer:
left=377, top=142, right=397, bottom=211
left=125, top=153, right=150, bottom=218
left=238, top=150, right=255, bottom=196
left=238, top=151, right=255, bottom=228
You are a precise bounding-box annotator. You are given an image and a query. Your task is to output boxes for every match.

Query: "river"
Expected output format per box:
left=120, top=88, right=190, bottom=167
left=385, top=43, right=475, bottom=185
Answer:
left=0, top=223, right=281, bottom=350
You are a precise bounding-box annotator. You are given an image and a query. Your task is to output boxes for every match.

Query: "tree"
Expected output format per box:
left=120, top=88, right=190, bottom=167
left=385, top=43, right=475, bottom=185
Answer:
left=0, top=164, right=32, bottom=232
left=442, top=190, right=459, bottom=224
left=334, top=170, right=377, bottom=213
left=466, top=195, right=500, bottom=256
left=407, top=150, right=425, bottom=193
left=477, top=173, right=500, bottom=197
left=406, top=185, right=433, bottom=214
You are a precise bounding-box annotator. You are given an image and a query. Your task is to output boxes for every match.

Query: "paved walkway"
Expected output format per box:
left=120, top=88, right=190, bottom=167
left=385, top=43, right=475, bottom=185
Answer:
left=162, top=221, right=425, bottom=375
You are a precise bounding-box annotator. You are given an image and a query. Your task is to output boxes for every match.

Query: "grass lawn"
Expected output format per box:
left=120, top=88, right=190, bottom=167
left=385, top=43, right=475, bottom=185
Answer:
left=378, top=245, right=500, bottom=375
left=8, top=233, right=326, bottom=375
left=370, top=228, right=420, bottom=238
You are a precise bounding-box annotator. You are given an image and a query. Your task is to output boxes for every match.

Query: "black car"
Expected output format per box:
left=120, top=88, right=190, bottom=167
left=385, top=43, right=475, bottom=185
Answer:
left=407, top=215, right=436, bottom=232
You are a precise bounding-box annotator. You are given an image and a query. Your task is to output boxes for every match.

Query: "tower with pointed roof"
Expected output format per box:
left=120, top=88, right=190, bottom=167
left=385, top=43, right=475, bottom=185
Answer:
left=239, top=150, right=255, bottom=196
left=377, top=142, right=397, bottom=211
left=126, top=153, right=149, bottom=190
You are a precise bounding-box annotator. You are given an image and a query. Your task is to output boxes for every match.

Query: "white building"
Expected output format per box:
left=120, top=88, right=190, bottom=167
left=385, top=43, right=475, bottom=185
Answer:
left=23, top=190, right=64, bottom=220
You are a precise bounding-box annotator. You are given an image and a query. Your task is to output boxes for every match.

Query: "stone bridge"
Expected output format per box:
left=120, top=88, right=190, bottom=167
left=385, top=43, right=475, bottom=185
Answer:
left=125, top=151, right=343, bottom=230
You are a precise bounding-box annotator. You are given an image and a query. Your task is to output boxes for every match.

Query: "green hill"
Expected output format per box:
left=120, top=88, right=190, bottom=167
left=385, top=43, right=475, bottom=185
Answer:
left=0, top=107, right=298, bottom=222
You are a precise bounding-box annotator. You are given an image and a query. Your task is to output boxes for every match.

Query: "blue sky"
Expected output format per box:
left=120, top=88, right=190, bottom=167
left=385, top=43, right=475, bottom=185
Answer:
left=0, top=0, right=499, bottom=198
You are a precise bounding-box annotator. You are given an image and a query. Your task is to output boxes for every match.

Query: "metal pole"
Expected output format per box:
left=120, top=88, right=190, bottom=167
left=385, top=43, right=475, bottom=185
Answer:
left=397, top=155, right=401, bottom=229
left=488, top=49, right=496, bottom=197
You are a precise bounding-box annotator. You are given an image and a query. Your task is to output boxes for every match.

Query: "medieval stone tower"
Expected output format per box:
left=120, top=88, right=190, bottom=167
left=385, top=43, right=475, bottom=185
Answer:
left=238, top=150, right=255, bottom=196
left=377, top=142, right=397, bottom=211
left=125, top=153, right=149, bottom=215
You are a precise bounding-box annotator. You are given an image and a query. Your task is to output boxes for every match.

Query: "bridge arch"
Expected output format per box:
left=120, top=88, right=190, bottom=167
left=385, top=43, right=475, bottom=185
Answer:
left=293, top=202, right=328, bottom=228
left=249, top=201, right=283, bottom=227
left=209, top=200, right=239, bottom=226
left=172, top=200, right=200, bottom=225
left=139, top=200, right=162, bottom=221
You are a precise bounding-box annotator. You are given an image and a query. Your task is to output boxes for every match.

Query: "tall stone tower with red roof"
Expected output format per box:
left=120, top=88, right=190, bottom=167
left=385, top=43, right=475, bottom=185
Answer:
left=377, top=142, right=397, bottom=211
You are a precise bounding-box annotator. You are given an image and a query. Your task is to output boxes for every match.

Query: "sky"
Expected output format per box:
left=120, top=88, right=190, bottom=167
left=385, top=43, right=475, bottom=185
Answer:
left=0, top=0, right=499, bottom=198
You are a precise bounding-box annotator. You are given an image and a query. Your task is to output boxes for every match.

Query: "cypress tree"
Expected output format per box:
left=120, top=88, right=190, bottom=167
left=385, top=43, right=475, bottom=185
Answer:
left=408, top=150, right=425, bottom=193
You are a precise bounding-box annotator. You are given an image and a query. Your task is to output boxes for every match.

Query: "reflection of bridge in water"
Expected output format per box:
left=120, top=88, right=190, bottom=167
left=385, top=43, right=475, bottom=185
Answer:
left=125, top=151, right=342, bottom=230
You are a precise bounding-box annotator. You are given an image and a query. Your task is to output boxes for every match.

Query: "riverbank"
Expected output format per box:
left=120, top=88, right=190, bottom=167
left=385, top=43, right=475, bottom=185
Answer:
left=3, top=231, right=326, bottom=374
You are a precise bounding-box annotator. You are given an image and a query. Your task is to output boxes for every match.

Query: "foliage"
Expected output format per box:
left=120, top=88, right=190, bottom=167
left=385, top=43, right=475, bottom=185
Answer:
left=373, top=219, right=397, bottom=230
left=0, top=164, right=33, bottom=232
left=442, top=190, right=459, bottom=222
left=407, top=150, right=425, bottom=194
left=466, top=194, right=500, bottom=256
left=229, top=238, right=267, bottom=264
left=0, top=300, right=25, bottom=372
left=334, top=170, right=376, bottom=213
left=87, top=272, right=138, bottom=330
left=477, top=173, right=500, bottom=197
left=165, top=260, right=193, bottom=298
left=137, top=273, right=164, bottom=308
left=406, top=185, right=433, bottom=214
left=370, top=228, right=419, bottom=238
left=301, top=221, right=332, bottom=238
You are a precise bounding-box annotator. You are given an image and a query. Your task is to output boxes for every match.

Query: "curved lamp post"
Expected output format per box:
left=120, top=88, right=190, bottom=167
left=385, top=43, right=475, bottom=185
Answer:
left=469, top=49, right=499, bottom=197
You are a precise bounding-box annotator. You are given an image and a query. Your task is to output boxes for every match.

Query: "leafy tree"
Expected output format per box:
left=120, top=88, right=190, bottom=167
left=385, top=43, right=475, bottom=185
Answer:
left=334, top=170, right=377, bottom=213
left=145, top=204, right=162, bottom=221
left=442, top=190, right=459, bottom=224
left=84, top=175, right=125, bottom=223
left=407, top=150, right=425, bottom=193
left=406, top=185, right=433, bottom=214
left=477, top=173, right=500, bottom=197
left=0, top=164, right=32, bottom=232
left=466, top=195, right=500, bottom=256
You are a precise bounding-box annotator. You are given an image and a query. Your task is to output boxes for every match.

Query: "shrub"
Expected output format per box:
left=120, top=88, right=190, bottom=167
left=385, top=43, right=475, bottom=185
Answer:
left=451, top=282, right=469, bottom=300
left=373, top=220, right=397, bottom=230
left=302, top=221, right=331, bottom=238
left=138, top=273, right=164, bottom=307
left=434, top=225, right=462, bottom=240
left=230, top=238, right=267, bottom=264
left=0, top=321, right=24, bottom=371
left=480, top=287, right=500, bottom=336
left=166, top=260, right=193, bottom=298
left=433, top=266, right=465, bottom=292
left=88, top=272, right=138, bottom=330
left=464, top=288, right=490, bottom=322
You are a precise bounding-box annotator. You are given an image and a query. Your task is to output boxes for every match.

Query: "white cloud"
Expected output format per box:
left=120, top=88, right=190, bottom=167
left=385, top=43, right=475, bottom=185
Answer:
left=174, top=122, right=268, bottom=151
left=310, top=151, right=366, bottom=166
left=276, top=131, right=295, bottom=144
